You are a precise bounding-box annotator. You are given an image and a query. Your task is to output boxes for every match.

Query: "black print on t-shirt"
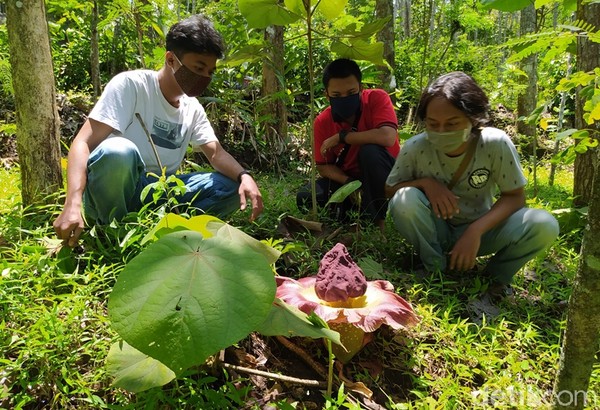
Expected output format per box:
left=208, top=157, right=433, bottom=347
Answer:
left=151, top=117, right=183, bottom=149
left=469, top=168, right=490, bottom=189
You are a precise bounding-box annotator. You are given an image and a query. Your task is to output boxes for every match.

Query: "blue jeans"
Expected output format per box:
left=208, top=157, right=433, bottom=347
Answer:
left=388, top=187, right=560, bottom=284
left=83, top=137, right=240, bottom=224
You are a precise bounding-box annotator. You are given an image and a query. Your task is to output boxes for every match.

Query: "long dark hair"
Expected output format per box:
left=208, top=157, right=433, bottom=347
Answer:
left=416, top=71, right=491, bottom=129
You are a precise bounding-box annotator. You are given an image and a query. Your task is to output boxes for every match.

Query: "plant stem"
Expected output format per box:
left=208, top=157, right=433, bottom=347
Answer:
left=326, top=338, right=334, bottom=397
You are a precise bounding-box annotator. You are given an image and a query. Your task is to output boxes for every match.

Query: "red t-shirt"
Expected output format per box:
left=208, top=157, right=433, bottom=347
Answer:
left=314, top=88, right=400, bottom=177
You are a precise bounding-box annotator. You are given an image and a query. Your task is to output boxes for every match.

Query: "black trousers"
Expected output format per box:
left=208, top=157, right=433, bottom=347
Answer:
left=296, top=144, right=396, bottom=223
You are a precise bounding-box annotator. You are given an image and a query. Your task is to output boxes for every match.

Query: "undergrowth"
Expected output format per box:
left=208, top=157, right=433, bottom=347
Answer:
left=0, top=164, right=598, bottom=409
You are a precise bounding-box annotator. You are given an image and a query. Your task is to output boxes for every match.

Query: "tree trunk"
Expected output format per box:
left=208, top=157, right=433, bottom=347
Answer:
left=403, top=0, right=411, bottom=38
left=552, top=2, right=600, bottom=408
left=261, top=25, right=287, bottom=172
left=6, top=0, right=62, bottom=206
left=375, top=0, right=395, bottom=92
left=517, top=4, right=538, bottom=148
left=91, top=0, right=101, bottom=100
left=573, top=0, right=600, bottom=207
left=110, top=21, right=123, bottom=77
left=132, top=0, right=145, bottom=68
left=552, top=149, right=600, bottom=410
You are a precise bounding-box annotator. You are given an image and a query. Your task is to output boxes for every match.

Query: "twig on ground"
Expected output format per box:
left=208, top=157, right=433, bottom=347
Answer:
left=275, top=335, right=328, bottom=380
left=221, top=362, right=327, bottom=389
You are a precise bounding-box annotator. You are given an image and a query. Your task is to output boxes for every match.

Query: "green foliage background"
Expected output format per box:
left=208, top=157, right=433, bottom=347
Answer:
left=0, top=0, right=588, bottom=171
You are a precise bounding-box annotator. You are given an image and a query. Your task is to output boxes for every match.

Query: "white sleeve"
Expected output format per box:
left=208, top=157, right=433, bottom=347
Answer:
left=88, top=72, right=137, bottom=134
left=189, top=103, right=218, bottom=148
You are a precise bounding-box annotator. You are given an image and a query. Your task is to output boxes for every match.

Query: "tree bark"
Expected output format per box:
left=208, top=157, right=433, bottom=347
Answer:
left=517, top=4, right=538, bottom=149
left=552, top=2, right=600, bottom=408
left=552, top=149, right=600, bottom=410
left=399, top=0, right=411, bottom=39
left=261, top=25, right=287, bottom=172
left=132, top=0, right=145, bottom=68
left=573, top=0, right=600, bottom=207
left=375, top=0, right=395, bottom=92
left=90, top=0, right=101, bottom=100
left=6, top=0, right=62, bottom=206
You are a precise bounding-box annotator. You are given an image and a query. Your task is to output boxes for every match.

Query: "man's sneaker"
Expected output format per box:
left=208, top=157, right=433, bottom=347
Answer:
left=486, top=282, right=514, bottom=302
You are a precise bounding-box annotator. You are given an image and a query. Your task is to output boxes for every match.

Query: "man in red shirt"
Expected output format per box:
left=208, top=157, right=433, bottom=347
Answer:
left=296, top=58, right=400, bottom=230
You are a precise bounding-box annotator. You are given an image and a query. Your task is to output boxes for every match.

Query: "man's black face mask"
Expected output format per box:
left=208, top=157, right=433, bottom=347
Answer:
left=329, top=93, right=361, bottom=122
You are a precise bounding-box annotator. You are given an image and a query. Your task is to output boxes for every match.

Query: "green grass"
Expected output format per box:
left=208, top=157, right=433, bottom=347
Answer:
left=0, top=164, right=598, bottom=409
left=0, top=167, right=20, bottom=212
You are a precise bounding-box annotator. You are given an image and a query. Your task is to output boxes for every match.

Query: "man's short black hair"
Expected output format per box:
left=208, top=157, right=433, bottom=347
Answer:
left=322, top=58, right=362, bottom=89
left=166, top=15, right=225, bottom=59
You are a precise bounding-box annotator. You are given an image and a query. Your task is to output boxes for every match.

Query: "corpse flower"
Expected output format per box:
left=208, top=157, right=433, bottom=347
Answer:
left=276, top=243, right=419, bottom=363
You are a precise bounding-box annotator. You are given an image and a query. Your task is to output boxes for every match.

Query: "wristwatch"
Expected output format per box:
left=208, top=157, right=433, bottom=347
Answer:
left=339, top=129, right=350, bottom=144
left=237, top=170, right=251, bottom=183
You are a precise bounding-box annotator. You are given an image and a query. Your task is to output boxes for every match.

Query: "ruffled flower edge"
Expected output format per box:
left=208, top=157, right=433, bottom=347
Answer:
left=276, top=276, right=419, bottom=333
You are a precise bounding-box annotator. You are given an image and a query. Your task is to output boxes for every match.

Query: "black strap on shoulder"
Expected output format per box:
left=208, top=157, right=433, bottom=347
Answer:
left=447, top=133, right=480, bottom=190
left=335, top=109, right=362, bottom=167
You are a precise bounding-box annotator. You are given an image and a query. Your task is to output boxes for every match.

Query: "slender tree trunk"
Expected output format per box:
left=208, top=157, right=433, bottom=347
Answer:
left=552, top=149, right=600, bottom=410
left=399, top=0, right=411, bottom=39
left=375, top=0, right=395, bottom=92
left=132, top=0, right=145, bottom=68
left=517, top=5, right=538, bottom=148
left=261, top=25, right=287, bottom=172
left=306, top=4, right=317, bottom=216
left=6, top=0, right=62, bottom=206
left=550, top=53, right=572, bottom=186
left=91, top=0, right=101, bottom=101
left=573, top=0, right=600, bottom=207
left=418, top=0, right=434, bottom=89
left=552, top=2, right=600, bottom=408
left=110, top=21, right=122, bottom=77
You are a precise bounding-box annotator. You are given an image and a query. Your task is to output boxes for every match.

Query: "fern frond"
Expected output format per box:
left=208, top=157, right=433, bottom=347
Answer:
left=505, top=30, right=560, bottom=49
left=559, top=20, right=596, bottom=33
left=506, top=31, right=576, bottom=64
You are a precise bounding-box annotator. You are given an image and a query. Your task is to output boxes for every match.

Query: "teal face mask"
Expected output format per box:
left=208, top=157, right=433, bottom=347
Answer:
left=426, top=125, right=472, bottom=153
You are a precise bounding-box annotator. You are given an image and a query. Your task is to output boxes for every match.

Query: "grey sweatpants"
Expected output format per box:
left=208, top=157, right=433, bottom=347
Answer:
left=388, top=187, right=559, bottom=284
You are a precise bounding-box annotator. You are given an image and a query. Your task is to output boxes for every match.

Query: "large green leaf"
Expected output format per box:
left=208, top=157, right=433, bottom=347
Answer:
left=315, top=0, right=348, bottom=19
left=209, top=220, right=282, bottom=265
left=141, top=213, right=220, bottom=245
left=331, top=39, right=385, bottom=66
left=256, top=298, right=341, bottom=345
left=106, top=340, right=176, bottom=393
left=338, top=16, right=391, bottom=38
left=284, top=0, right=307, bottom=16
left=238, top=0, right=300, bottom=28
left=326, top=179, right=362, bottom=205
left=480, top=0, right=531, bottom=12
left=109, top=231, right=276, bottom=374
left=224, top=45, right=265, bottom=67
left=283, top=0, right=348, bottom=19
left=563, top=0, right=577, bottom=11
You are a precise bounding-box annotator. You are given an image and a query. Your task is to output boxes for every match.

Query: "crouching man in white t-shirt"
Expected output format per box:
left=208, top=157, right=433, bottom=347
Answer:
left=53, top=15, right=263, bottom=247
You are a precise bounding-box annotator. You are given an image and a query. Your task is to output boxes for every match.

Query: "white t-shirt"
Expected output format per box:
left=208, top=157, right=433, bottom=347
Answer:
left=386, top=127, right=527, bottom=225
left=89, top=70, right=218, bottom=174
